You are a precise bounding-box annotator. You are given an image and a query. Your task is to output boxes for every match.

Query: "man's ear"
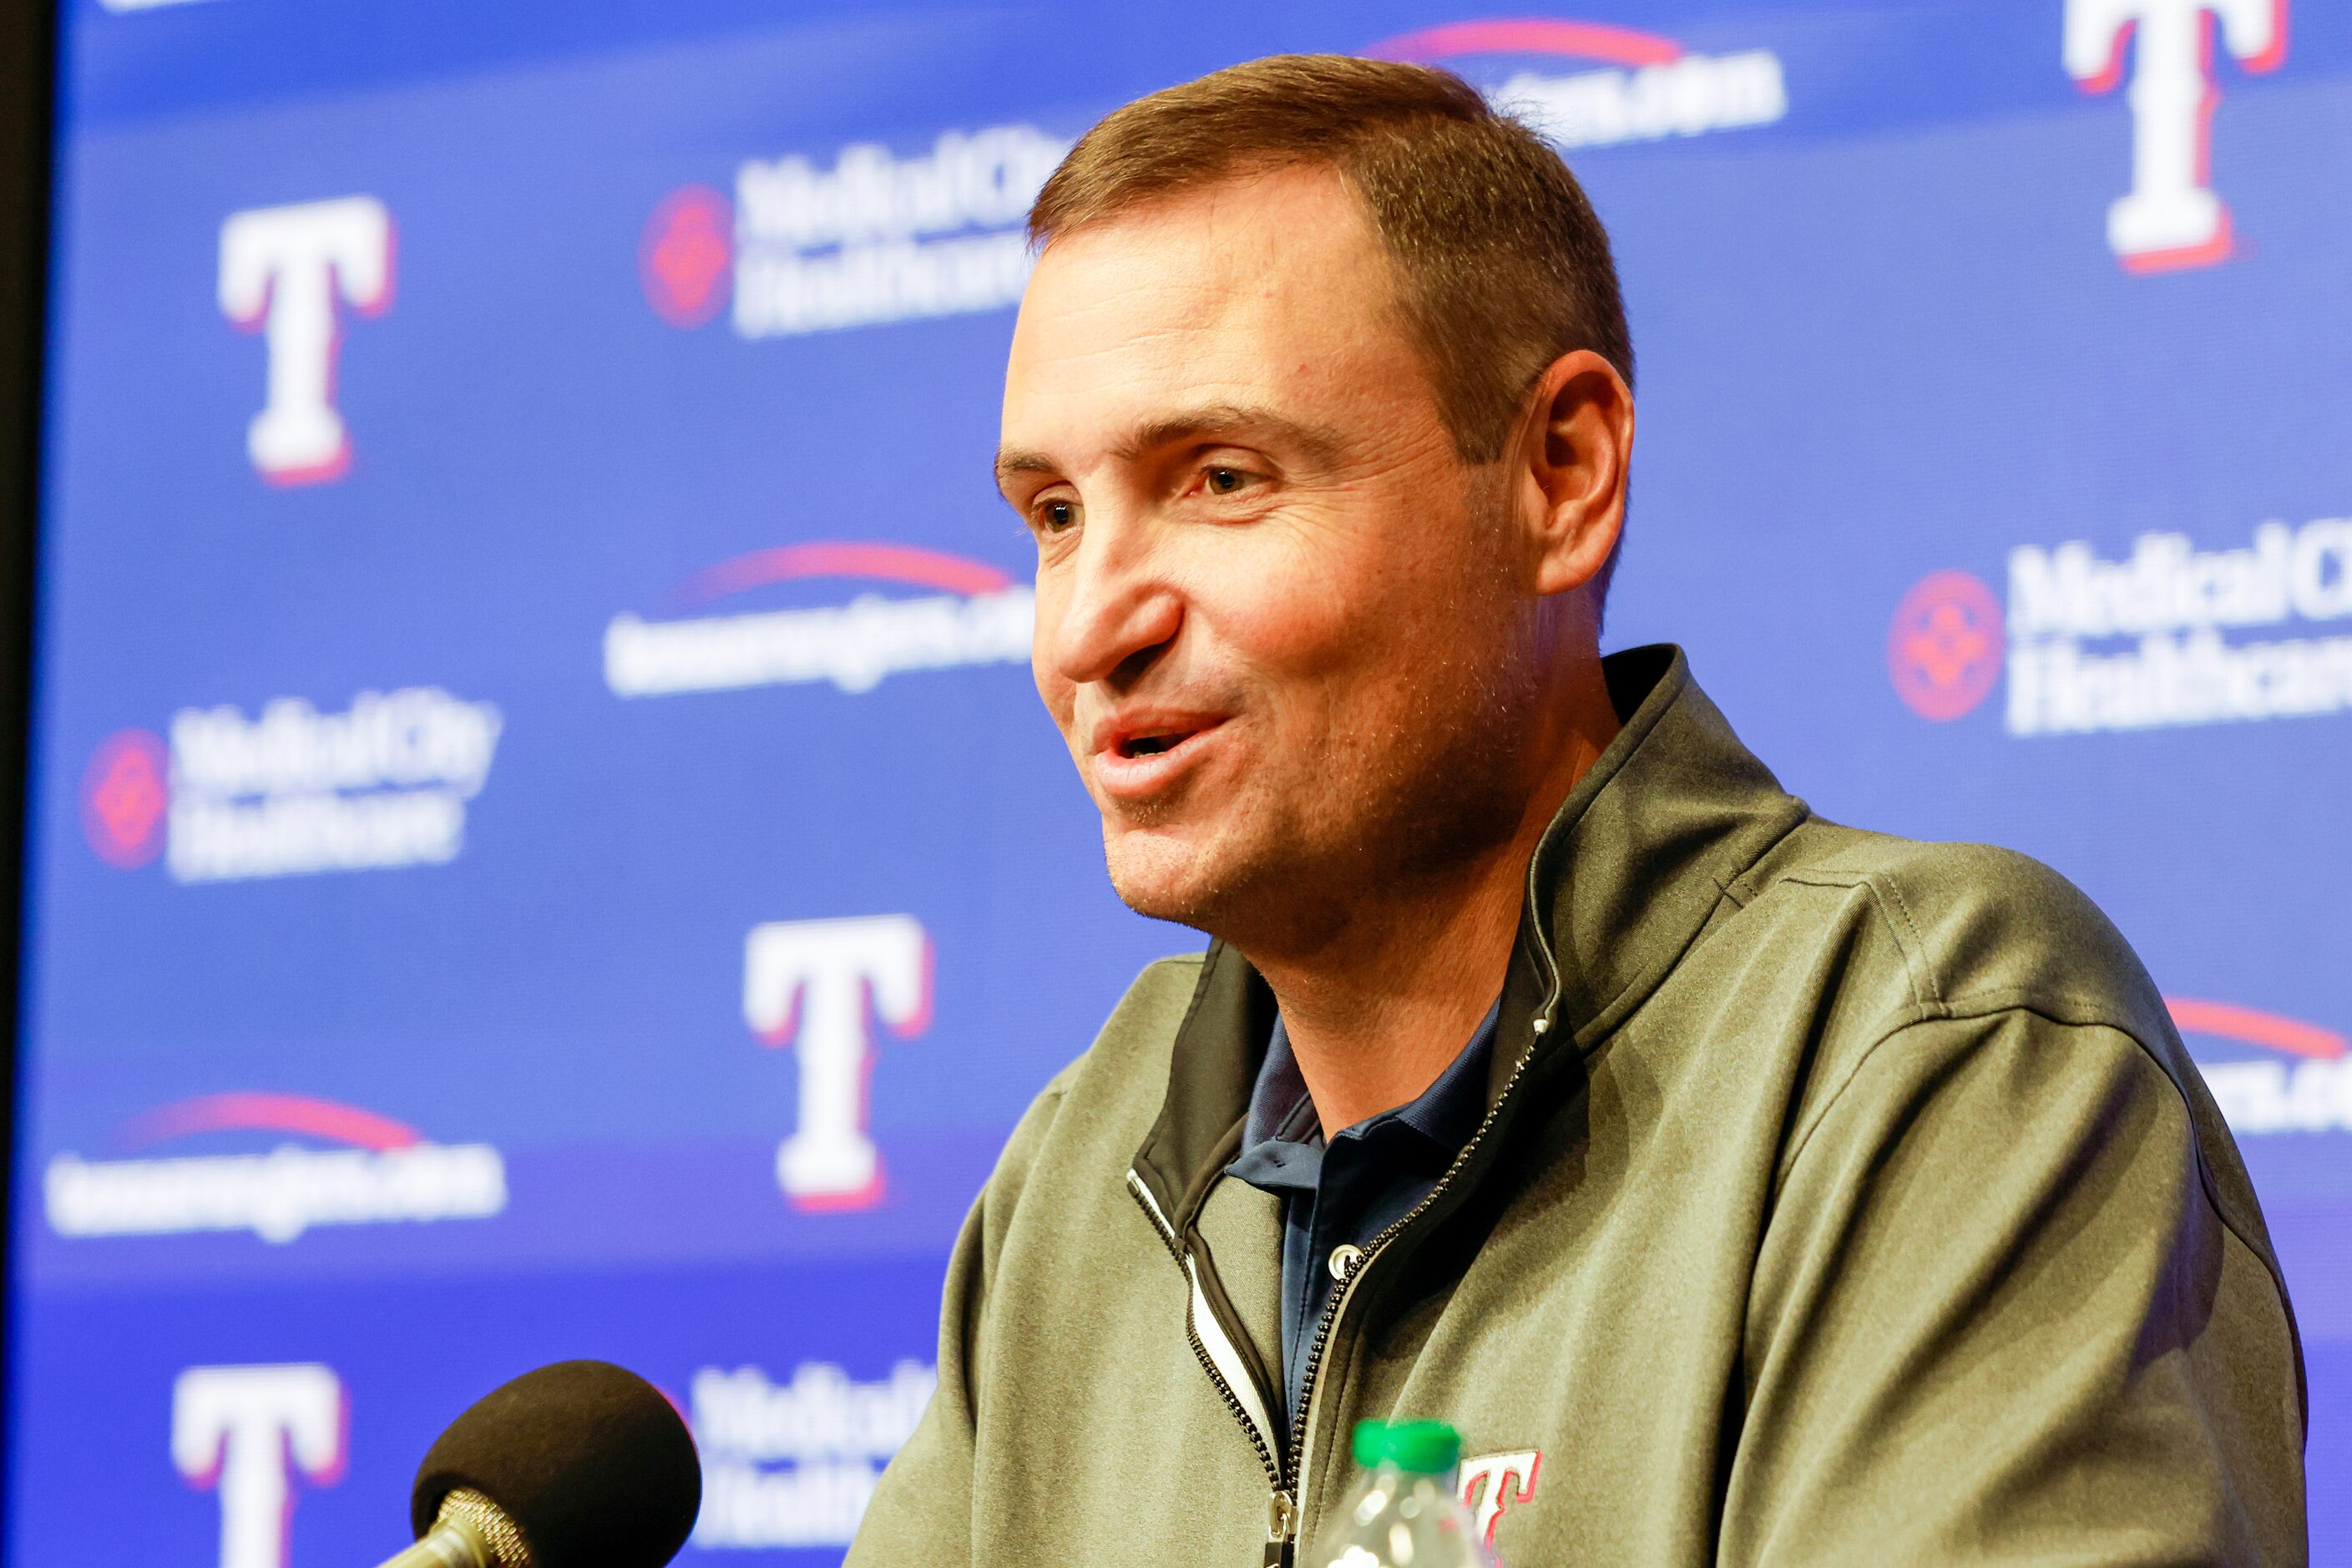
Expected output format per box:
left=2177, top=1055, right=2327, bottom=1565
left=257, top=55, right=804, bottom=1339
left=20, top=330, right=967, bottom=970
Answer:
left=1515, top=349, right=1634, bottom=598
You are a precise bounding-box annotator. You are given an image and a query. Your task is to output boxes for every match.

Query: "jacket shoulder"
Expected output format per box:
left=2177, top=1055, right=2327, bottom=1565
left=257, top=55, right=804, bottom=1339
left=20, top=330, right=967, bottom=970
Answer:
left=1747, top=821, right=2168, bottom=1040
left=1741, top=824, right=2290, bottom=1296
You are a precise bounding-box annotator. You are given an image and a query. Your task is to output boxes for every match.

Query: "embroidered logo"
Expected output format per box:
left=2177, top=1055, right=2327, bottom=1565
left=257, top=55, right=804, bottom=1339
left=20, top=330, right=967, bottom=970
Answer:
left=1459, top=1449, right=1541, bottom=1545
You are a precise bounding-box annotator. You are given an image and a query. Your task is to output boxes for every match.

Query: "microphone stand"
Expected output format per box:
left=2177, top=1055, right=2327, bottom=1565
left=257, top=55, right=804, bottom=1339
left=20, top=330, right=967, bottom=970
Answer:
left=377, top=1517, right=491, bottom=1568
left=372, top=1490, right=528, bottom=1568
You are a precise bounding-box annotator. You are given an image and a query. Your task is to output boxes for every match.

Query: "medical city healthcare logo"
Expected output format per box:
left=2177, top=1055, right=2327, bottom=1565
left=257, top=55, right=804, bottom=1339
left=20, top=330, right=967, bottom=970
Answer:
left=80, top=686, right=503, bottom=882
left=82, top=727, right=170, bottom=867
left=691, top=1359, right=936, bottom=1549
left=642, top=123, right=1070, bottom=339
left=604, top=541, right=1032, bottom=699
left=2064, top=0, right=2286, bottom=272
left=1889, top=512, right=2352, bottom=733
left=640, top=185, right=732, bottom=327
left=1365, top=17, right=1787, bottom=150
left=46, top=1092, right=506, bottom=1245
left=219, top=195, right=394, bottom=484
left=1888, top=571, right=2006, bottom=723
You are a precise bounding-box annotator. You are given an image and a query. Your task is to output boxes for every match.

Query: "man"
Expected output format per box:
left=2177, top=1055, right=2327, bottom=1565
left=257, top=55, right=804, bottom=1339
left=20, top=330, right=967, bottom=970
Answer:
left=848, top=55, right=2305, bottom=1566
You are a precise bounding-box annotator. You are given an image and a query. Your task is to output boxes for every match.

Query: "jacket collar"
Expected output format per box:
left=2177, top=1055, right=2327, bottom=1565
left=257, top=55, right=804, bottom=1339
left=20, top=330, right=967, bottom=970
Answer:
left=1130, top=645, right=1809, bottom=1232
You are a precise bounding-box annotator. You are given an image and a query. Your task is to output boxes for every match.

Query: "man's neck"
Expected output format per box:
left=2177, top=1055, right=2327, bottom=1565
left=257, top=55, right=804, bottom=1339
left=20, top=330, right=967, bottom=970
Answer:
left=1243, top=661, right=1621, bottom=1136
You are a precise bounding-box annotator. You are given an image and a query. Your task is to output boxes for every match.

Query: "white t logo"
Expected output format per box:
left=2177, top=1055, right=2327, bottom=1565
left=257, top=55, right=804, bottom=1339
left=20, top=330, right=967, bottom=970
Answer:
left=744, top=915, right=933, bottom=1208
left=2064, top=0, right=2284, bottom=271
left=218, top=196, right=394, bottom=483
left=172, top=1363, right=346, bottom=1568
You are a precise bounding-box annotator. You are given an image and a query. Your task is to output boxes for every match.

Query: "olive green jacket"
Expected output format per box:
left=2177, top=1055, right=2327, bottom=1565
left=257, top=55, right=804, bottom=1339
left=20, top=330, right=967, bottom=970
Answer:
left=847, top=646, right=2306, bottom=1566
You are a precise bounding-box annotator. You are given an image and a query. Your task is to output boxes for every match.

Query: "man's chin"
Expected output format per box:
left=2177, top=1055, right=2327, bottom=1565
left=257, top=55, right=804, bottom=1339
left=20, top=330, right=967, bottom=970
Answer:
left=1100, top=826, right=1235, bottom=930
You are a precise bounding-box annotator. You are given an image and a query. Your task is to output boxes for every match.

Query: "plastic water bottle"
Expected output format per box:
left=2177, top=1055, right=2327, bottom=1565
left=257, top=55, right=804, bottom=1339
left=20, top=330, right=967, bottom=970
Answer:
left=1309, top=1419, right=1495, bottom=1568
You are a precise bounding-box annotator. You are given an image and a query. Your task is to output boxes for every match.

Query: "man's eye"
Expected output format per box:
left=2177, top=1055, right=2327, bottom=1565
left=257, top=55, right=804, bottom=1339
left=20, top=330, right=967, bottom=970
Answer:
left=1036, top=499, right=1080, bottom=533
left=1205, top=466, right=1249, bottom=495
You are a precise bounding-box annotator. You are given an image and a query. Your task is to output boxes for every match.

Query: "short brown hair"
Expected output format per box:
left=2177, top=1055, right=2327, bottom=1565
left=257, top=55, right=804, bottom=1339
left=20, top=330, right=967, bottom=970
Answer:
left=1028, top=53, right=1635, bottom=470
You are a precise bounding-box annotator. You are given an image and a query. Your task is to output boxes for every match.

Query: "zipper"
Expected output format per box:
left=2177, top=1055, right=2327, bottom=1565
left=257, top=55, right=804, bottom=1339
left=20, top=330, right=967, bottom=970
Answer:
left=1266, top=1490, right=1297, bottom=1568
left=1284, top=837, right=1571, bottom=1545
left=1127, top=1171, right=1297, bottom=1564
left=1282, top=1009, right=1550, bottom=1534
left=1135, top=827, right=1572, bottom=1562
left=1126, top=1171, right=1285, bottom=1485
left=1152, top=1010, right=1554, bottom=1562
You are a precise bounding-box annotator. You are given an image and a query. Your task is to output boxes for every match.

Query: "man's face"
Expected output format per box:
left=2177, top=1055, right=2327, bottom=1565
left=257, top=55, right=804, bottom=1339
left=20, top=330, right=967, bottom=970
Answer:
left=998, top=166, right=1542, bottom=944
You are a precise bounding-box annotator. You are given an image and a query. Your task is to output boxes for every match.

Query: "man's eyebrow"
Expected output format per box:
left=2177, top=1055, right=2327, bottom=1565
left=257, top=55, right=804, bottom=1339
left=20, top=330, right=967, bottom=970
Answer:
left=1114, top=403, right=1348, bottom=467
left=994, top=403, right=1350, bottom=498
left=993, top=448, right=1060, bottom=499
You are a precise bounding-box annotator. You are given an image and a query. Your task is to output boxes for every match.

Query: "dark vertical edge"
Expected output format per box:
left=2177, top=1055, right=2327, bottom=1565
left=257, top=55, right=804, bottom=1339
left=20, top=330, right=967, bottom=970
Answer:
left=0, top=0, right=60, bottom=1542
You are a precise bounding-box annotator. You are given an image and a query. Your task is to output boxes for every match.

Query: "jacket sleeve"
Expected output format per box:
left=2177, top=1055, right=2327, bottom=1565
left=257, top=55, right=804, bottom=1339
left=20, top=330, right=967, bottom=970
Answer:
left=843, top=1071, right=1074, bottom=1568
left=1722, top=1006, right=2306, bottom=1566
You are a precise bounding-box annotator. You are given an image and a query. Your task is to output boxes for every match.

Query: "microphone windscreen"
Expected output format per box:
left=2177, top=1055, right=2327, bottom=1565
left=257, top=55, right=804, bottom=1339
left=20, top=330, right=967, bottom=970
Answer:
left=411, top=1359, right=701, bottom=1568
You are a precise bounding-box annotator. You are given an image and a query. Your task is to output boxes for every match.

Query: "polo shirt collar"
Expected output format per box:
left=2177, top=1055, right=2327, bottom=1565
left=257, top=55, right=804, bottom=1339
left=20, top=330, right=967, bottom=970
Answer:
left=1234, top=999, right=1502, bottom=1166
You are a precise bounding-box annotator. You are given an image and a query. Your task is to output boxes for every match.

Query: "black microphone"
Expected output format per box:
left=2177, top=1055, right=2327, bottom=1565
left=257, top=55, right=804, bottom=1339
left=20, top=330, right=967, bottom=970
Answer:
left=378, top=1359, right=701, bottom=1568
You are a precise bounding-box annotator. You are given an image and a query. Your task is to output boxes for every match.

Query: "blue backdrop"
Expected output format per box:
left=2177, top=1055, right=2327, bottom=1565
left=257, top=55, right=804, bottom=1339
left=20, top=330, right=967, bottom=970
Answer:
left=13, top=0, right=2349, bottom=1560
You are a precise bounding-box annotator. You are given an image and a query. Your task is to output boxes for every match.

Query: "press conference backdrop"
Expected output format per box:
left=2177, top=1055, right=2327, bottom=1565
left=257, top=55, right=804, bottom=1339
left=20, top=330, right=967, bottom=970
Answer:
left=8, top=0, right=2347, bottom=1560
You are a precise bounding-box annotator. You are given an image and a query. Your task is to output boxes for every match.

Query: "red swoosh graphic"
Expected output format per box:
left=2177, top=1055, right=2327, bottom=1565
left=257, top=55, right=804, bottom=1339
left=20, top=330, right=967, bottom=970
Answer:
left=2166, top=998, right=2347, bottom=1062
left=1365, top=18, right=1683, bottom=67
left=670, top=542, right=1014, bottom=609
left=119, top=1093, right=423, bottom=1152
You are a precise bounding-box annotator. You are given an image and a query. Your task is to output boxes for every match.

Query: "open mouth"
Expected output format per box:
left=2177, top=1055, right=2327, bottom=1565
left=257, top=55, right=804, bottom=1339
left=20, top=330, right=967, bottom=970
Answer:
left=1096, top=716, right=1226, bottom=778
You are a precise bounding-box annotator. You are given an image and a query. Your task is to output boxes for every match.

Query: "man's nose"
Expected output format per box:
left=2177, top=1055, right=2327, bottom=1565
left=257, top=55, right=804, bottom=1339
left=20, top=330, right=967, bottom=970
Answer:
left=1042, top=508, right=1182, bottom=690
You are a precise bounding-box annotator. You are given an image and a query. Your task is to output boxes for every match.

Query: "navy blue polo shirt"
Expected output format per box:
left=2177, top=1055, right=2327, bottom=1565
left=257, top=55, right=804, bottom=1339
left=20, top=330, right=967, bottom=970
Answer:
left=1225, top=998, right=1501, bottom=1426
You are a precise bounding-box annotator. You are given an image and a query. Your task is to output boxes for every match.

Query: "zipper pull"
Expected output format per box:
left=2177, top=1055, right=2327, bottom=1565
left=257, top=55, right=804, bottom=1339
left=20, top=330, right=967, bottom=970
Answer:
left=1263, top=1489, right=1297, bottom=1567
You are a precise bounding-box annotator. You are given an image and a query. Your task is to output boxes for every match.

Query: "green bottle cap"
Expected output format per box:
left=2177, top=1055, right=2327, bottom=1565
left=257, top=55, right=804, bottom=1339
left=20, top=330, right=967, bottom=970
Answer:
left=1352, top=1419, right=1462, bottom=1474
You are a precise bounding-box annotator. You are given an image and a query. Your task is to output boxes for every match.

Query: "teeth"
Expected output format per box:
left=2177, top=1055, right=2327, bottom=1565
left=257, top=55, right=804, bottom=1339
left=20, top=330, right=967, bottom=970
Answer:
left=1130, top=736, right=1171, bottom=756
